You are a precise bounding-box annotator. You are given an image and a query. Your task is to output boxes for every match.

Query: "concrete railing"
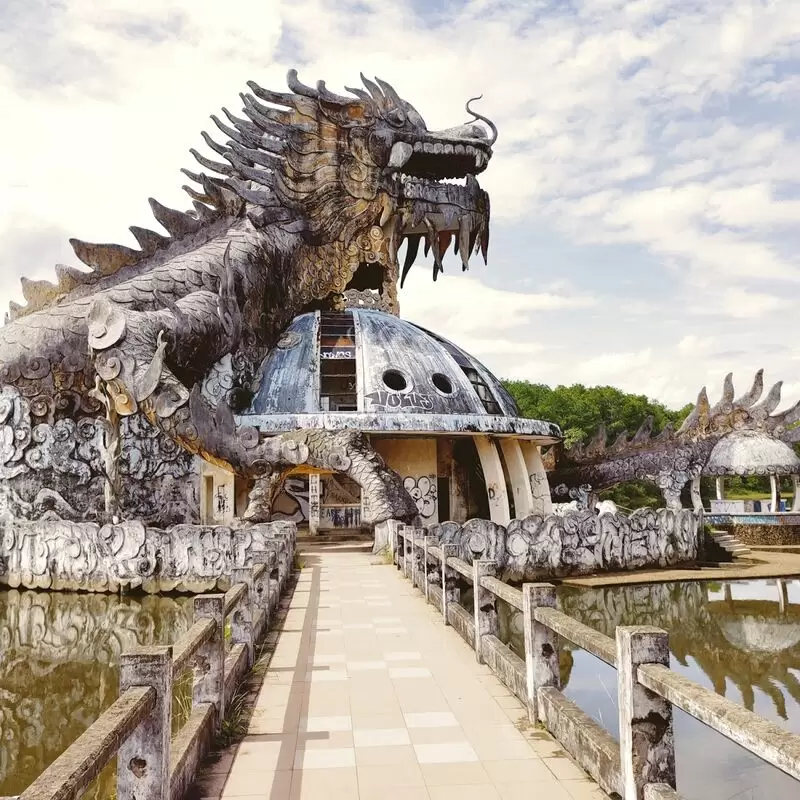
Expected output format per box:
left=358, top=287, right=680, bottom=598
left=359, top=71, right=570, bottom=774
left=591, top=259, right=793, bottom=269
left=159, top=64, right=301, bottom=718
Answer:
left=17, top=530, right=296, bottom=800
left=395, top=524, right=800, bottom=800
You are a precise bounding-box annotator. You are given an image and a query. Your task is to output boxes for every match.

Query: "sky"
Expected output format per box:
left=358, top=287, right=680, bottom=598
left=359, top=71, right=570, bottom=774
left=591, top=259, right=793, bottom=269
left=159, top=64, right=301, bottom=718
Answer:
left=1, top=0, right=798, bottom=411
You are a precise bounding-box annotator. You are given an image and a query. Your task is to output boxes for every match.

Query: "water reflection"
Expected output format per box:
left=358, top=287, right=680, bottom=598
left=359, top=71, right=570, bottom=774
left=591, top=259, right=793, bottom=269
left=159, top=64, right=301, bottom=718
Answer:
left=0, top=590, right=191, bottom=796
left=498, top=579, right=800, bottom=800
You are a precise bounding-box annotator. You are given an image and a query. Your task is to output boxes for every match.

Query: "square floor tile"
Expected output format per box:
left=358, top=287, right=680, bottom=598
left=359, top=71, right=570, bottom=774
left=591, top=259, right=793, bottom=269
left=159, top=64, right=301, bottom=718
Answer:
left=301, top=715, right=353, bottom=732
left=414, top=742, right=479, bottom=764
left=309, top=653, right=346, bottom=665
left=405, top=712, right=459, bottom=728
left=309, top=669, right=348, bottom=682
left=343, top=623, right=374, bottom=630
left=385, top=651, right=422, bottom=662
left=376, top=627, right=409, bottom=635
left=347, top=660, right=388, bottom=672
left=420, top=762, right=491, bottom=786
left=372, top=616, right=402, bottom=623
left=390, top=667, right=432, bottom=679
left=353, top=727, right=412, bottom=747
left=293, top=747, right=355, bottom=769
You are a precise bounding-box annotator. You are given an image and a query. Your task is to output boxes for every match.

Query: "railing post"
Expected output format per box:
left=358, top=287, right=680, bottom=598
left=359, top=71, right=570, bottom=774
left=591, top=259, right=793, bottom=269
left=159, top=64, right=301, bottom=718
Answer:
left=252, top=550, right=274, bottom=638
left=422, top=532, right=430, bottom=602
left=616, top=626, right=676, bottom=800
left=522, top=583, right=559, bottom=724
left=402, top=526, right=411, bottom=579
left=193, top=594, right=226, bottom=729
left=472, top=559, right=498, bottom=663
left=231, top=567, right=255, bottom=668
left=117, top=646, right=172, bottom=800
left=441, top=544, right=460, bottom=624
left=393, top=522, right=401, bottom=569
left=411, top=529, right=419, bottom=589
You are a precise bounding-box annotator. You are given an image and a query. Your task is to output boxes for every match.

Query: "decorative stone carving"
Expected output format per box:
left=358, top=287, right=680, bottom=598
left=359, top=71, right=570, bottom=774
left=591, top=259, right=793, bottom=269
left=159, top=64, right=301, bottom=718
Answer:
left=427, top=507, right=700, bottom=580
left=0, top=520, right=296, bottom=594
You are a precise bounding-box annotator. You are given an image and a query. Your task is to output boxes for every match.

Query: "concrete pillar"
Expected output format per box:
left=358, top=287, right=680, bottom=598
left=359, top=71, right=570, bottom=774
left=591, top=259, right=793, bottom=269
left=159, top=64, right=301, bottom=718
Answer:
left=410, top=529, right=419, bottom=589
left=231, top=567, right=255, bottom=667
left=308, top=473, right=321, bottom=535
left=778, top=579, right=789, bottom=615
left=770, top=474, right=779, bottom=512
left=193, top=595, right=225, bottom=728
left=522, top=583, right=559, bottom=723
left=715, top=477, right=725, bottom=501
left=252, top=551, right=275, bottom=636
left=792, top=476, right=800, bottom=512
left=472, top=559, right=498, bottom=663
left=422, top=532, right=431, bottom=602
left=519, top=440, right=553, bottom=514
left=441, top=544, right=460, bottom=624
left=499, top=438, right=535, bottom=519
left=118, top=646, right=173, bottom=800
left=474, top=435, right=511, bottom=525
left=616, top=627, right=676, bottom=800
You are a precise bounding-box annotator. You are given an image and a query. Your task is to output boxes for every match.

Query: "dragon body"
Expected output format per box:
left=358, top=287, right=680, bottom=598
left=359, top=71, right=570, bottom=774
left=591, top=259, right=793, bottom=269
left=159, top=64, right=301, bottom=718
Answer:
left=0, top=70, right=496, bottom=526
left=548, top=371, right=800, bottom=510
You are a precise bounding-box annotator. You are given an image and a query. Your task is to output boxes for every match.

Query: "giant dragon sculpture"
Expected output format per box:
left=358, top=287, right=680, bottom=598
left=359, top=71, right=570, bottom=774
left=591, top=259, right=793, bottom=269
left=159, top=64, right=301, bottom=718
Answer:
left=547, top=370, right=800, bottom=511
left=0, top=69, right=495, bottom=526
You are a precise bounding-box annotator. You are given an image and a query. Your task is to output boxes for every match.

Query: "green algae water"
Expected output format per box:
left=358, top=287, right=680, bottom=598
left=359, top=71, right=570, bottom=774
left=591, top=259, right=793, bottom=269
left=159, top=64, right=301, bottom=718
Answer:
left=0, top=589, right=192, bottom=796
left=498, top=577, right=800, bottom=800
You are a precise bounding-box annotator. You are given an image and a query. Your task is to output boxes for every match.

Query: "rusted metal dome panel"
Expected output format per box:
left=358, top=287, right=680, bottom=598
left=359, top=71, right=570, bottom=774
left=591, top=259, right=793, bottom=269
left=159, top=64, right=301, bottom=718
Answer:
left=249, top=313, right=319, bottom=414
left=355, top=311, right=488, bottom=416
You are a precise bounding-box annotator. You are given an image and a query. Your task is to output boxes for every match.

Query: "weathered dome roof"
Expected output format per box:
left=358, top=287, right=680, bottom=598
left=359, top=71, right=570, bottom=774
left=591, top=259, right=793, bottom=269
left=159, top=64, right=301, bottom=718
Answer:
left=239, top=309, right=561, bottom=440
left=706, top=430, right=800, bottom=476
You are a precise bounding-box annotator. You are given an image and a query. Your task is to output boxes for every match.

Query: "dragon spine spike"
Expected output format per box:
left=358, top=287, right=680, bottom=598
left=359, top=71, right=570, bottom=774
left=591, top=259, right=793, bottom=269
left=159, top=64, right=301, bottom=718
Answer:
left=632, top=415, right=654, bottom=443
left=316, top=79, right=354, bottom=106
left=374, top=77, right=404, bottom=109
left=610, top=431, right=630, bottom=452
left=148, top=198, right=203, bottom=236
left=773, top=398, right=800, bottom=428
left=286, top=68, right=318, bottom=99
left=69, top=239, right=140, bottom=274
left=733, top=369, right=764, bottom=408
left=709, top=372, right=735, bottom=416
left=240, top=94, right=291, bottom=136
left=655, top=422, right=674, bottom=441
left=55, top=263, right=92, bottom=291
left=129, top=226, right=169, bottom=256
left=752, top=381, right=783, bottom=418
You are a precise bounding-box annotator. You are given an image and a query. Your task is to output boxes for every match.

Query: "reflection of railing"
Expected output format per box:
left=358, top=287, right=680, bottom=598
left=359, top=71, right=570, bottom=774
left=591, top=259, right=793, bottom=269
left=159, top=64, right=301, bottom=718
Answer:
left=17, top=531, right=295, bottom=800
left=396, top=525, right=800, bottom=800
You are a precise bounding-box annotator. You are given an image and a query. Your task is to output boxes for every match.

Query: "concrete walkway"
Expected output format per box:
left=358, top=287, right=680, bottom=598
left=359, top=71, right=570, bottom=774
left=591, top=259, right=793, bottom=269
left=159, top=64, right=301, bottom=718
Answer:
left=197, top=546, right=607, bottom=800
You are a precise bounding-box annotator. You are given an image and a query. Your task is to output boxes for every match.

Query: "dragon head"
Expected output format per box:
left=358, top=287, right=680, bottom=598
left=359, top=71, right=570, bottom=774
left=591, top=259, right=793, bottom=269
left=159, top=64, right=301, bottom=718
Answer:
left=190, top=68, right=495, bottom=313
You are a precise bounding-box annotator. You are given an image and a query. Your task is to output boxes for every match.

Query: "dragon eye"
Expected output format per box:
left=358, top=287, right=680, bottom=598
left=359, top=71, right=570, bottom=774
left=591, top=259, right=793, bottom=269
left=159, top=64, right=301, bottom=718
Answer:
left=386, top=107, right=406, bottom=127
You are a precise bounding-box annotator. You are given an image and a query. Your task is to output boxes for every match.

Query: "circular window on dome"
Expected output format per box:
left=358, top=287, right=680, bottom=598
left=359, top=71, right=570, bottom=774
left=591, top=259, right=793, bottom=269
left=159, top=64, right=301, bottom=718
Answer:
left=383, top=369, right=409, bottom=392
left=431, top=373, right=454, bottom=395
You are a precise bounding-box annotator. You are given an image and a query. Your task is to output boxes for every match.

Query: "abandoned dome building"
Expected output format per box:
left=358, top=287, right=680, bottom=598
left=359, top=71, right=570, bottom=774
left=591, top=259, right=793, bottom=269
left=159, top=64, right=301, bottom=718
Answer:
left=200, top=306, right=562, bottom=534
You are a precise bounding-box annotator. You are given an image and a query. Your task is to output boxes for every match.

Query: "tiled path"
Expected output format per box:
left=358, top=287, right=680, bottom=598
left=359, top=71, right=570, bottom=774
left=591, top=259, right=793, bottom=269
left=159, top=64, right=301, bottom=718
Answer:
left=199, top=546, right=607, bottom=799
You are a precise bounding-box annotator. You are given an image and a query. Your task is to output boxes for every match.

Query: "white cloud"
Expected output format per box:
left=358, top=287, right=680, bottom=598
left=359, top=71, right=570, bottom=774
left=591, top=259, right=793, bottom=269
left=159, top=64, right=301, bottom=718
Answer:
left=1, top=0, right=799, bottom=409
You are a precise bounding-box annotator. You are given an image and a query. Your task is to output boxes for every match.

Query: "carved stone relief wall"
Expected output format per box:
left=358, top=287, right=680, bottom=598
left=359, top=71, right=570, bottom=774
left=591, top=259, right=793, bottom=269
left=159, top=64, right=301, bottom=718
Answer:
left=425, top=507, right=700, bottom=582
left=0, top=385, right=198, bottom=526
left=0, top=520, right=296, bottom=593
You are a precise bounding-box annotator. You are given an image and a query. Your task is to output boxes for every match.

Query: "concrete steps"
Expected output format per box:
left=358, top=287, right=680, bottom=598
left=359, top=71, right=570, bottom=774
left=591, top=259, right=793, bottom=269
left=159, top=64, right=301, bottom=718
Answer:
left=710, top=529, right=752, bottom=559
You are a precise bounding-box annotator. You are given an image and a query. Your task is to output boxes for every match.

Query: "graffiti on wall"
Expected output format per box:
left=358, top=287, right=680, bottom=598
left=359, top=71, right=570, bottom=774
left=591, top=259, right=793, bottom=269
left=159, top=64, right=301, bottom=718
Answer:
left=403, top=475, right=437, bottom=518
left=271, top=476, right=310, bottom=523
left=366, top=390, right=434, bottom=411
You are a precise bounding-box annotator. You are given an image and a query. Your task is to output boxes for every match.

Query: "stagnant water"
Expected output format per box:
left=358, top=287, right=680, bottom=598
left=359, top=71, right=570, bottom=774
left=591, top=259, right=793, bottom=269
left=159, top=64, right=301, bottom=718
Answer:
left=2, top=580, right=799, bottom=798
left=498, top=578, right=800, bottom=800
left=0, top=589, right=192, bottom=797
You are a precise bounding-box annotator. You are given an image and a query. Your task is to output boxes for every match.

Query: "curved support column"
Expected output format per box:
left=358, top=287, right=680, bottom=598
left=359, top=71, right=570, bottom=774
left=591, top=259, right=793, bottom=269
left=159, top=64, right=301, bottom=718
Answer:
left=518, top=440, right=553, bottom=515
left=499, top=439, right=535, bottom=518
left=792, top=476, right=800, bottom=512
left=715, top=477, right=725, bottom=500
left=770, top=474, right=778, bottom=512
left=474, top=435, right=510, bottom=525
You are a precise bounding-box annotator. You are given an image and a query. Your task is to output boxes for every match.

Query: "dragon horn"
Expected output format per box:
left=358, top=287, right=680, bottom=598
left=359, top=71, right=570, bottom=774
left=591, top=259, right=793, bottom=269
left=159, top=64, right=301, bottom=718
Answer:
left=465, top=96, right=498, bottom=146
left=286, top=69, right=318, bottom=99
